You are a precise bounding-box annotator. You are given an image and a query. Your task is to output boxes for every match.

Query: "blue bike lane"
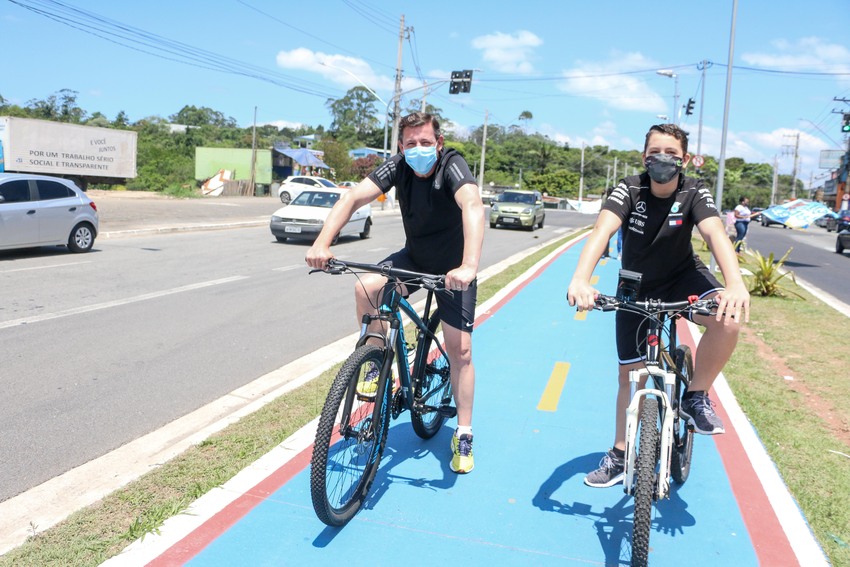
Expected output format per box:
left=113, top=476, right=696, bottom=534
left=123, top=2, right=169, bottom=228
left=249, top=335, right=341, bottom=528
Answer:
left=107, top=233, right=828, bottom=566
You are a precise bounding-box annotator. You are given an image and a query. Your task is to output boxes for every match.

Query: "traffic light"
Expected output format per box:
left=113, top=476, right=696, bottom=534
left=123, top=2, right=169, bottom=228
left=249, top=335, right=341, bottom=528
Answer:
left=685, top=98, right=695, bottom=116
left=843, top=113, right=850, bottom=133
left=449, top=70, right=473, bottom=94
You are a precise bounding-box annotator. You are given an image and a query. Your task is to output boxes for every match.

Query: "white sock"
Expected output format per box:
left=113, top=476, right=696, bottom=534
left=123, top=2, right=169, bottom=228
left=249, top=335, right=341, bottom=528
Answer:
left=456, top=425, right=473, bottom=438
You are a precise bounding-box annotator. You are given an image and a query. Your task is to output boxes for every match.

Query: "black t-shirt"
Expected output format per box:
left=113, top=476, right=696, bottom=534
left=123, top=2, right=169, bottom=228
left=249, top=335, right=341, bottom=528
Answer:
left=603, top=172, right=719, bottom=289
left=368, top=149, right=477, bottom=274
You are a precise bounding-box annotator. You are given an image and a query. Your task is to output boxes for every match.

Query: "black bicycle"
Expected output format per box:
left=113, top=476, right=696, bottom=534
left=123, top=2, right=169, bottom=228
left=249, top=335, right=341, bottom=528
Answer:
left=594, top=271, right=717, bottom=567
left=309, top=259, right=455, bottom=526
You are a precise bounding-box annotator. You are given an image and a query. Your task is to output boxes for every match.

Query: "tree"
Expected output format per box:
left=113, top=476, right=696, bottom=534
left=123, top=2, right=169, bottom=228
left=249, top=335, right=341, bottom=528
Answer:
left=26, top=89, right=86, bottom=123
left=325, top=87, right=380, bottom=141
left=518, top=110, right=533, bottom=133
left=169, top=105, right=237, bottom=128
left=316, top=138, right=354, bottom=181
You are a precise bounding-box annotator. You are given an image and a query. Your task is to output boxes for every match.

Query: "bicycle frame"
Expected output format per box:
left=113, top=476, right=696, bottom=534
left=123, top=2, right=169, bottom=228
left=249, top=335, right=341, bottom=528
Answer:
left=350, top=270, right=451, bottom=421
left=622, top=311, right=679, bottom=500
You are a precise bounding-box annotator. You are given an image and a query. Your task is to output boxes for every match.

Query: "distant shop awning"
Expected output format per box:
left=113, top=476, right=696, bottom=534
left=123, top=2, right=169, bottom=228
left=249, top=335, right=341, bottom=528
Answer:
left=276, top=147, right=329, bottom=169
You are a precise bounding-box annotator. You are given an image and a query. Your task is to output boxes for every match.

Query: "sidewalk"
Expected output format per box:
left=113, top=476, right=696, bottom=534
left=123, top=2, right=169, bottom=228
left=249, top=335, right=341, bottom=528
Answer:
left=104, top=233, right=827, bottom=566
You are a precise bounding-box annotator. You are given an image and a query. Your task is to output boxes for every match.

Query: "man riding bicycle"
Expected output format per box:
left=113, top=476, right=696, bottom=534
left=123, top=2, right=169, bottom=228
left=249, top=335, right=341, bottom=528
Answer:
left=305, top=112, right=485, bottom=474
left=567, top=123, right=751, bottom=487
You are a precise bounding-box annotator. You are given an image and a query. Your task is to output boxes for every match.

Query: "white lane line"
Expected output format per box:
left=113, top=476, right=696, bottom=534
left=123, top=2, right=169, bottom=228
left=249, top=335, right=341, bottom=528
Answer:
left=272, top=265, right=308, bottom=273
left=0, top=261, right=92, bottom=274
left=0, top=276, right=248, bottom=330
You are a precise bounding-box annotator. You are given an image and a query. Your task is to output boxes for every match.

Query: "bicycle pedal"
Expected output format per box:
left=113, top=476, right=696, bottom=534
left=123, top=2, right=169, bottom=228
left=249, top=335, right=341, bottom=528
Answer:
left=437, top=405, right=457, bottom=419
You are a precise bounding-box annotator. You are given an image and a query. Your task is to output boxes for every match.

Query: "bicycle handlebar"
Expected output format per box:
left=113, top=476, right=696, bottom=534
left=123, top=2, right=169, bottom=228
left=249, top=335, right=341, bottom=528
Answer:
left=594, top=294, right=718, bottom=317
left=311, top=258, right=447, bottom=292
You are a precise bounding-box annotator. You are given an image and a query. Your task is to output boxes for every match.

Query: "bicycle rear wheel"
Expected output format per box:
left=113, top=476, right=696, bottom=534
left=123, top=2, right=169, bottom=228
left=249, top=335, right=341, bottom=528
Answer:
left=632, top=399, right=659, bottom=567
left=310, top=345, right=391, bottom=526
left=671, top=345, right=695, bottom=484
left=410, top=318, right=453, bottom=439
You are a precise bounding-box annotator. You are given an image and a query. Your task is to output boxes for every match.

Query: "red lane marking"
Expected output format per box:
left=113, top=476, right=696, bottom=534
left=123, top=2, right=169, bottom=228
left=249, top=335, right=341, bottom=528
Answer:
left=677, top=324, right=799, bottom=566
left=147, top=448, right=312, bottom=566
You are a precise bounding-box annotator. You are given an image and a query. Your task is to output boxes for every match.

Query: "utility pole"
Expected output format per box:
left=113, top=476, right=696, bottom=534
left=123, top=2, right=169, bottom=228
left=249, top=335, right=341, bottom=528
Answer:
left=478, top=110, right=488, bottom=193
left=578, top=142, right=586, bottom=206
left=249, top=105, right=257, bottom=196
left=771, top=155, right=779, bottom=206
left=389, top=15, right=405, bottom=156
left=420, top=81, right=428, bottom=112
left=696, top=60, right=712, bottom=164
left=605, top=164, right=611, bottom=190
left=784, top=132, right=800, bottom=199
left=612, top=156, right=618, bottom=185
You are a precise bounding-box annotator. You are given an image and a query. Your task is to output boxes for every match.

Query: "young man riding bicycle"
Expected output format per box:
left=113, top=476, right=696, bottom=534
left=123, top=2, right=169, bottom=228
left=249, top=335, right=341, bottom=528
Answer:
left=567, top=123, right=751, bottom=488
left=305, top=112, right=485, bottom=474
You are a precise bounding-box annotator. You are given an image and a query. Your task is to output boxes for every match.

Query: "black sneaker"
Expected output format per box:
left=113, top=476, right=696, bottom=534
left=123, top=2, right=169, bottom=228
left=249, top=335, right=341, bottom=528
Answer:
left=584, top=449, right=625, bottom=488
left=680, top=392, right=725, bottom=434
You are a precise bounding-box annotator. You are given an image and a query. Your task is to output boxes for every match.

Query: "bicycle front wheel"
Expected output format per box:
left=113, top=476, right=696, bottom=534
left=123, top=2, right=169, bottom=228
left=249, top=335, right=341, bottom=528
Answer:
left=671, top=345, right=695, bottom=484
left=632, top=399, right=659, bottom=567
left=410, top=318, right=453, bottom=439
left=310, top=345, right=391, bottom=526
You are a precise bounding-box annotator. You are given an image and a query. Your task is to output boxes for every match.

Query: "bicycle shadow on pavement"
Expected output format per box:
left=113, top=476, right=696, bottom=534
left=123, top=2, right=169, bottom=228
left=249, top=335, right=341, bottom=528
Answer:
left=532, top=452, right=696, bottom=564
left=365, top=422, right=460, bottom=506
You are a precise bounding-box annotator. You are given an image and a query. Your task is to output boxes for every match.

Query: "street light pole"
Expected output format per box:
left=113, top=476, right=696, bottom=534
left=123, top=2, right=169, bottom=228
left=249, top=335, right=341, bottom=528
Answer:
left=382, top=80, right=450, bottom=160
left=656, top=69, right=679, bottom=125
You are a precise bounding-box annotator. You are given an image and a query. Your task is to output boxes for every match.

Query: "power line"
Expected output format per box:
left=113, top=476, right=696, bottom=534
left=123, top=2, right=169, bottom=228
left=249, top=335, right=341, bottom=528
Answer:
left=10, top=0, right=344, bottom=98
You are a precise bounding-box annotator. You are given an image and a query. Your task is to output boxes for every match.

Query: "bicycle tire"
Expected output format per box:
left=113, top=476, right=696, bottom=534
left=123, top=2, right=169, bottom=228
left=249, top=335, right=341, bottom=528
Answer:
left=410, top=317, right=453, bottom=439
left=310, top=345, right=392, bottom=526
left=631, top=399, right=659, bottom=567
left=670, top=345, right=695, bottom=485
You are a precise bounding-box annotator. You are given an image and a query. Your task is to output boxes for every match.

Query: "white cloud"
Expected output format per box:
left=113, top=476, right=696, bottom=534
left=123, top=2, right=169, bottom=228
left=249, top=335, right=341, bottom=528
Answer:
left=261, top=119, right=305, bottom=130
left=471, top=30, right=542, bottom=74
left=558, top=52, right=667, bottom=113
left=275, top=47, right=395, bottom=95
left=742, top=37, right=850, bottom=74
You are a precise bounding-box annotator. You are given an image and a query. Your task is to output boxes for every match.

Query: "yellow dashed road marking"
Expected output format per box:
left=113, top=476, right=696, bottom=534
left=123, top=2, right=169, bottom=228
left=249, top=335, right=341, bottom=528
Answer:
left=538, top=361, right=570, bottom=412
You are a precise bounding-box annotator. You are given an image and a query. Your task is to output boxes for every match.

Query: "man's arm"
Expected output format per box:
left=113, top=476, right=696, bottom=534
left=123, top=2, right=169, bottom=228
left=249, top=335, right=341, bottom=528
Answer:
left=446, top=182, right=484, bottom=291
left=697, top=216, right=750, bottom=323
left=305, top=179, right=383, bottom=269
left=567, top=209, right=622, bottom=310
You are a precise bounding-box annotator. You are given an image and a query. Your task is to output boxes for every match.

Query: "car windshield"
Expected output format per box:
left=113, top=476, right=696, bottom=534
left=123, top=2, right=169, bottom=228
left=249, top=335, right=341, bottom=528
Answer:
left=500, top=192, right=534, bottom=204
left=292, top=191, right=340, bottom=208
left=317, top=178, right=337, bottom=188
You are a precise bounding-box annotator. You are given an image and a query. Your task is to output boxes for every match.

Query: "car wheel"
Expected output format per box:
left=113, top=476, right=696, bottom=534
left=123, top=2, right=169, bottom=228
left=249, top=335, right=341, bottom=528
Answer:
left=280, top=191, right=291, bottom=205
left=331, top=233, right=339, bottom=245
left=360, top=218, right=372, bottom=239
left=275, top=236, right=287, bottom=243
left=538, top=215, right=545, bottom=229
left=836, top=238, right=845, bottom=254
left=68, top=222, right=95, bottom=253
left=490, top=222, right=497, bottom=228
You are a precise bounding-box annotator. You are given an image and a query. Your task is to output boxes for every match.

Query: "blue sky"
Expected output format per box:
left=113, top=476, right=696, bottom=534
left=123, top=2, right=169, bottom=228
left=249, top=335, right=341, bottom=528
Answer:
left=2, top=0, right=849, bottom=188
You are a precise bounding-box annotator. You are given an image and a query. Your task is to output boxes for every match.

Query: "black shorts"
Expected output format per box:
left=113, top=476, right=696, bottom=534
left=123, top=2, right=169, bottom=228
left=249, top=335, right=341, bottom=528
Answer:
left=379, top=249, right=476, bottom=333
left=615, top=265, right=722, bottom=364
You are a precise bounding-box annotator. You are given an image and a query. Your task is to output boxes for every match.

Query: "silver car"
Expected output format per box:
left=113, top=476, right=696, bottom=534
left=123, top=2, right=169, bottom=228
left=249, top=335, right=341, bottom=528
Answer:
left=270, top=188, right=371, bottom=244
left=0, top=173, right=99, bottom=253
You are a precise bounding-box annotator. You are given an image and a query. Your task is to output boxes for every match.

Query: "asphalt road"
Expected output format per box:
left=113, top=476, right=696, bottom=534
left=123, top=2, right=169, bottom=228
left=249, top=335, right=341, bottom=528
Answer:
left=0, top=193, right=592, bottom=505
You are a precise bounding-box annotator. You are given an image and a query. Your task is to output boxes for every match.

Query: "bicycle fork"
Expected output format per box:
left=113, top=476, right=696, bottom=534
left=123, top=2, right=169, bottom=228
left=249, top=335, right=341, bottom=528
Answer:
left=622, top=366, right=677, bottom=500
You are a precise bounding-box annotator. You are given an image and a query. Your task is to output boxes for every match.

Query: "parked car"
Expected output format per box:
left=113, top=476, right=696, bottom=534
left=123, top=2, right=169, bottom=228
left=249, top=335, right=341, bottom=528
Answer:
left=270, top=188, right=371, bottom=244
left=0, top=173, right=99, bottom=253
left=836, top=229, right=850, bottom=254
left=337, top=181, right=358, bottom=189
left=814, top=213, right=834, bottom=228
left=825, top=210, right=850, bottom=232
left=489, top=190, right=545, bottom=230
left=759, top=210, right=786, bottom=227
left=276, top=175, right=339, bottom=205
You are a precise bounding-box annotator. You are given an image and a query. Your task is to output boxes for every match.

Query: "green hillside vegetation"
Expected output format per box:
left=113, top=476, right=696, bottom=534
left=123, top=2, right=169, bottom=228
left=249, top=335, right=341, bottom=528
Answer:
left=0, top=89, right=802, bottom=208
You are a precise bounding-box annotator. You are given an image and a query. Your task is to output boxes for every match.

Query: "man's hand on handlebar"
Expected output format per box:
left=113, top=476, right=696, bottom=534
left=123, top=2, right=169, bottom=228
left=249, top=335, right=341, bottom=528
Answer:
left=567, top=279, right=598, bottom=312
left=305, top=243, right=333, bottom=271
left=445, top=264, right=476, bottom=292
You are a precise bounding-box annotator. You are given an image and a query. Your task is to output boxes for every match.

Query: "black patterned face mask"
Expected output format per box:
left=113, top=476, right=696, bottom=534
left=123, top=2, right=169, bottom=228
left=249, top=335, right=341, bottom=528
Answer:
left=644, top=154, right=683, bottom=184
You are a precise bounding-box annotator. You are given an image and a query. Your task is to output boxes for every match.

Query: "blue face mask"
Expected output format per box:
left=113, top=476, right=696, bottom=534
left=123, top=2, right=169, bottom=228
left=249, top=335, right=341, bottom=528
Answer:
left=403, top=146, right=438, bottom=175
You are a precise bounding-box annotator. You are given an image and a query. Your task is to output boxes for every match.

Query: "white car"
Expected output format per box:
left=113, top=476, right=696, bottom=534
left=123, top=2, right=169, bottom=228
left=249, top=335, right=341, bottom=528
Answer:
left=0, top=173, right=99, bottom=253
left=276, top=175, right=339, bottom=205
left=270, top=188, right=371, bottom=244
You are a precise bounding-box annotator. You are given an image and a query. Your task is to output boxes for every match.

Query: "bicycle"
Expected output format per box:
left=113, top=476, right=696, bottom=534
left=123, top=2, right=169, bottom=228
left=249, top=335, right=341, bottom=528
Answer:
left=594, top=270, right=718, bottom=567
left=308, top=258, right=456, bottom=526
